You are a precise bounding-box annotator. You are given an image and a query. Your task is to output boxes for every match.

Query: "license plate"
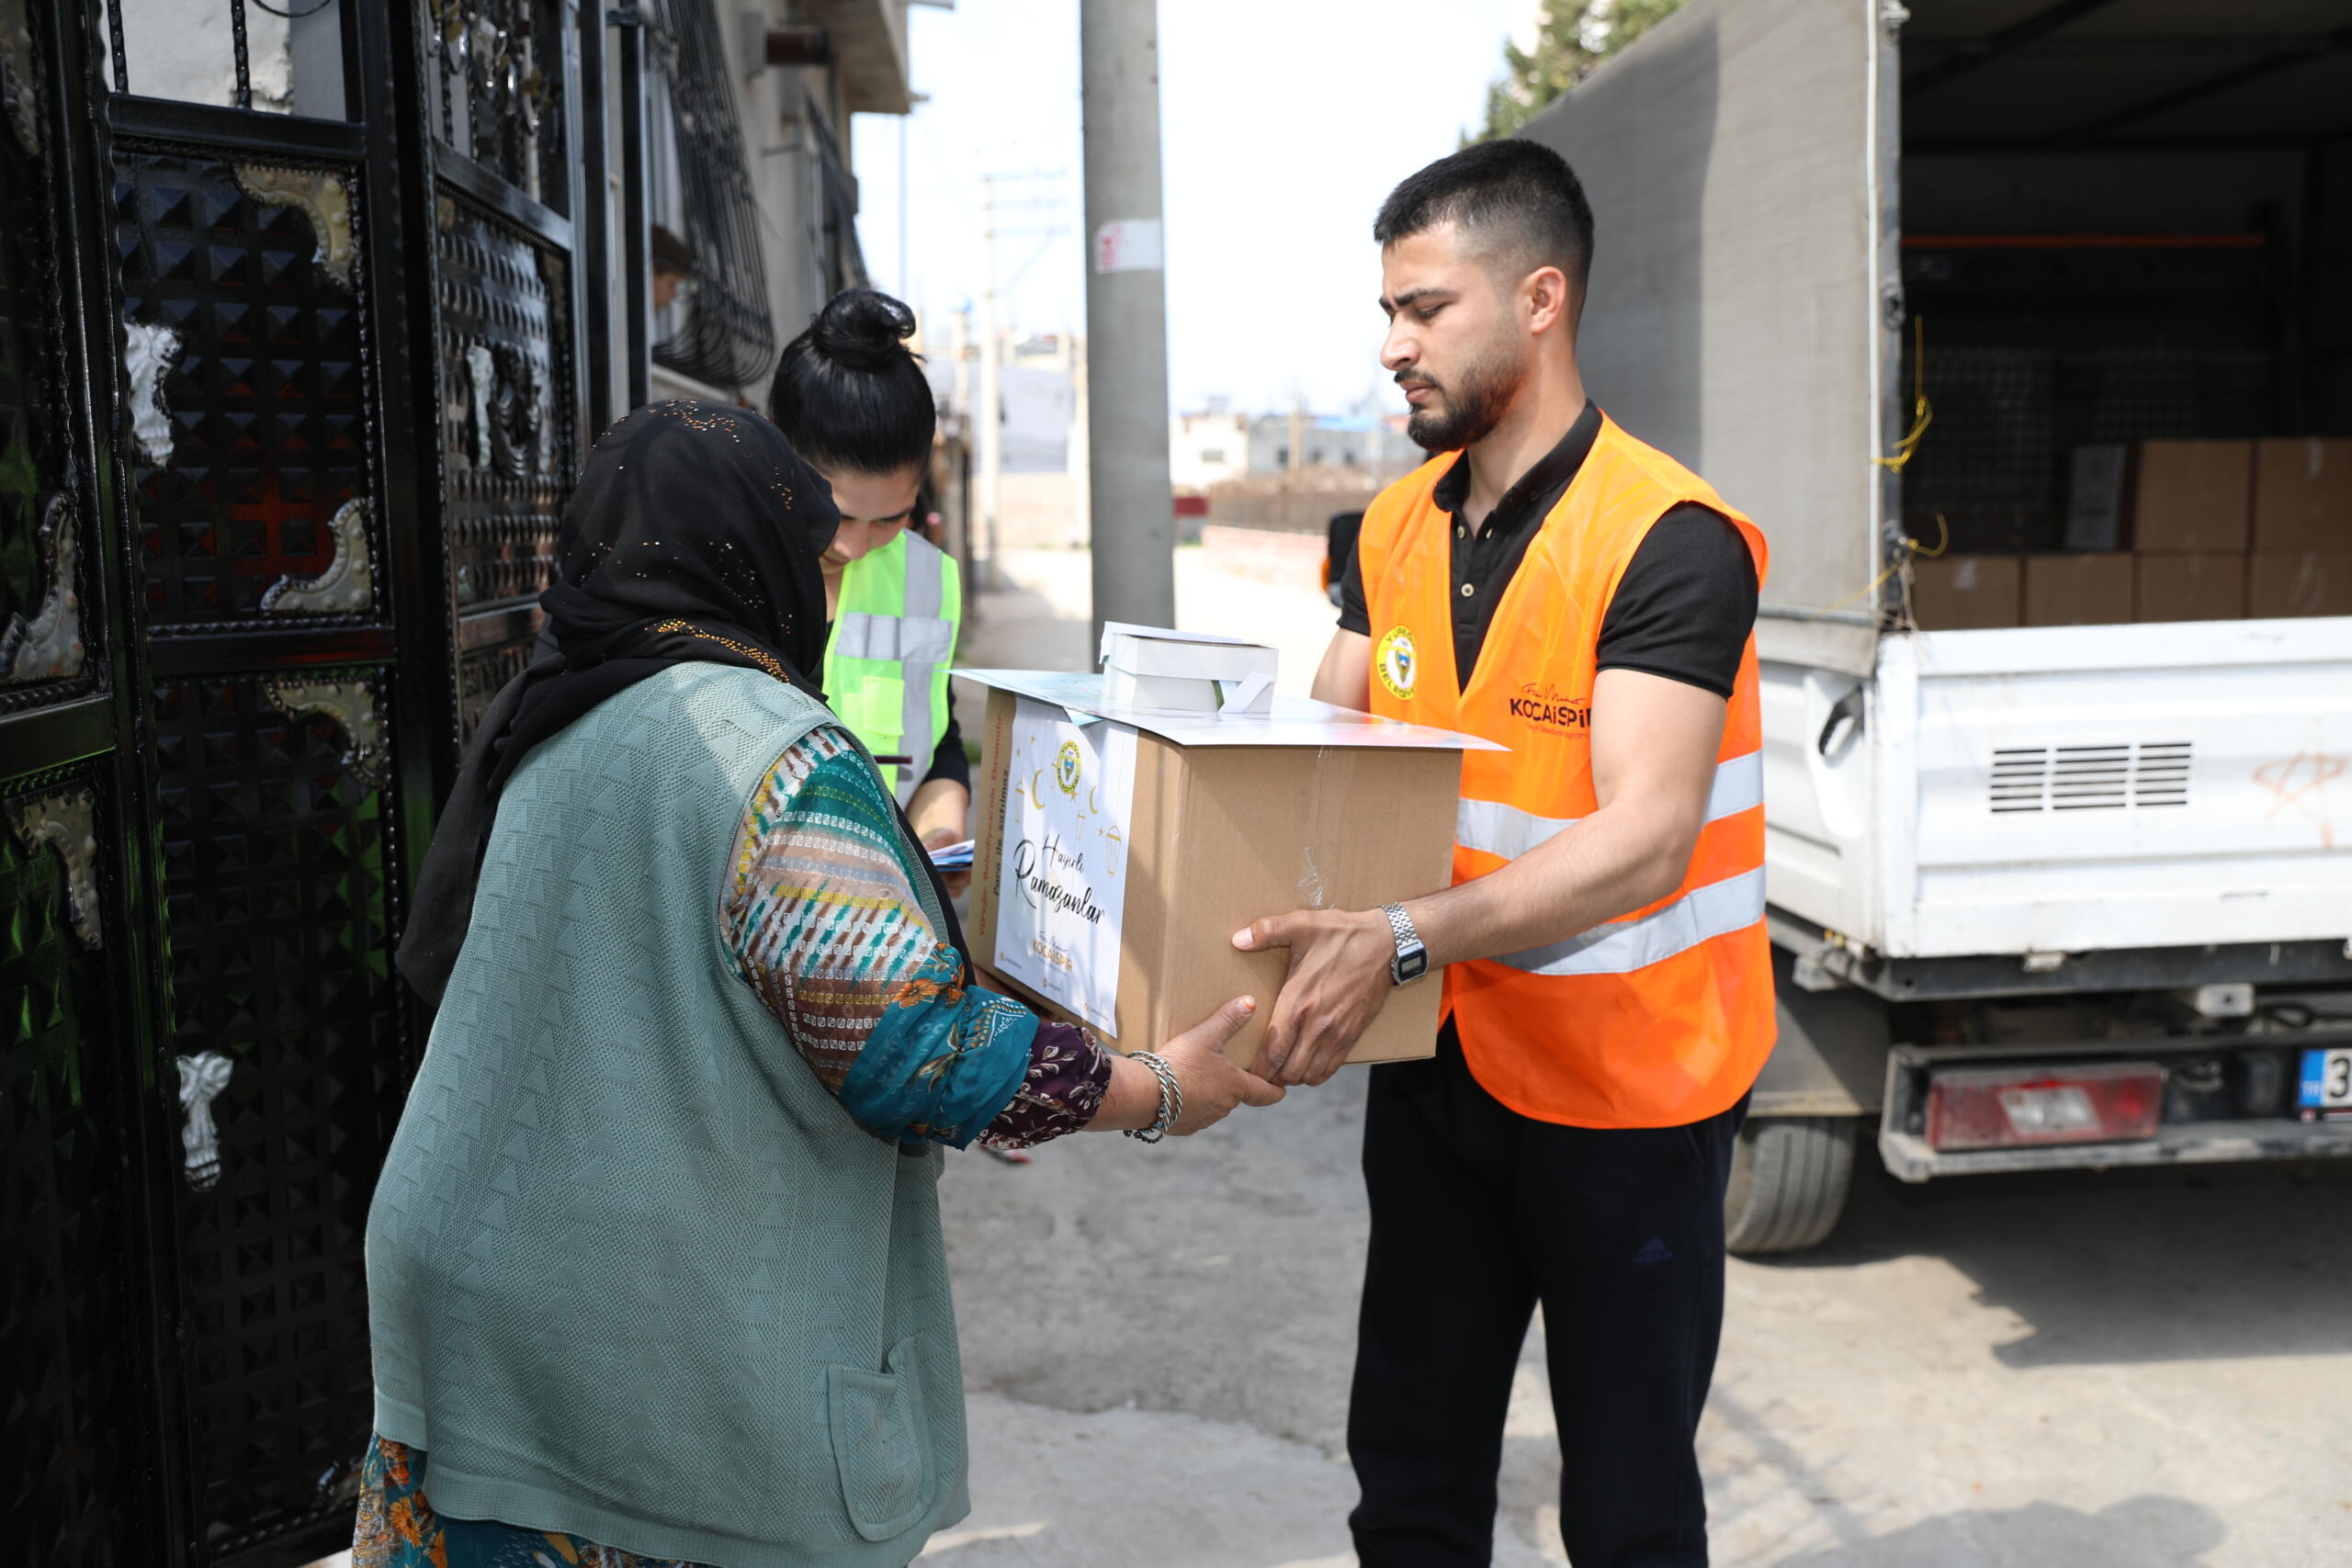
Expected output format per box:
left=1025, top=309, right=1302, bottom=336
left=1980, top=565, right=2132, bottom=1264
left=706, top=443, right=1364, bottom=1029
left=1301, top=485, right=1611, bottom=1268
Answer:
left=2300, top=1048, right=2352, bottom=1111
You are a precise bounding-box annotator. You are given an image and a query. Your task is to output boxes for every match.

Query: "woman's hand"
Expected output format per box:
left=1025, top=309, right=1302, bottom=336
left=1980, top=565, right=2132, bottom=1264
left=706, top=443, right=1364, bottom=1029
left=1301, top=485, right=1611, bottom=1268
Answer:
left=920, top=826, right=971, bottom=897
left=1097, top=996, right=1286, bottom=1135
left=910, top=780, right=972, bottom=897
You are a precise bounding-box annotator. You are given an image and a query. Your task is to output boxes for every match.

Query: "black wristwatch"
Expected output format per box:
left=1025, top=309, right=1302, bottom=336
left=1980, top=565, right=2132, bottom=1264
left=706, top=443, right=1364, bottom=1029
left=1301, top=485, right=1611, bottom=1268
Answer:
left=1382, top=902, right=1429, bottom=986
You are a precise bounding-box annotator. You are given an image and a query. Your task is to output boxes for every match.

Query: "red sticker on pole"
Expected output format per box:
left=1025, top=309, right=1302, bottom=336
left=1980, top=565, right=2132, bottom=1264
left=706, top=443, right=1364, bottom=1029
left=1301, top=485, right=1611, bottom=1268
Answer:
left=1093, top=218, right=1163, bottom=274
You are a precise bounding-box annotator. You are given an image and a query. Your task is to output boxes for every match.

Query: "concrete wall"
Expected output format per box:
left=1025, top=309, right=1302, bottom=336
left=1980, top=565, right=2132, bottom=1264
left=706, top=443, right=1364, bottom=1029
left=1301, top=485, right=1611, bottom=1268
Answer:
left=1206, top=489, right=1379, bottom=536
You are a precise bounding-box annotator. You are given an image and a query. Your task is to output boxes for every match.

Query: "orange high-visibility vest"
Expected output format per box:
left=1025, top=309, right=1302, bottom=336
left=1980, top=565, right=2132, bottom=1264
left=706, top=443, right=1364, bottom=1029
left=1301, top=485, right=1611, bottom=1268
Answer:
left=1358, top=413, right=1774, bottom=1128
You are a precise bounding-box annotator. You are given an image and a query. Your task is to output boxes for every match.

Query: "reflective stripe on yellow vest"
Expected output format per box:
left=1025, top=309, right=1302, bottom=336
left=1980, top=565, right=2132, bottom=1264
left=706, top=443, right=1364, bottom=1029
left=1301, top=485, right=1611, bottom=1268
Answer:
left=1358, top=413, right=1775, bottom=1128
left=823, top=531, right=961, bottom=807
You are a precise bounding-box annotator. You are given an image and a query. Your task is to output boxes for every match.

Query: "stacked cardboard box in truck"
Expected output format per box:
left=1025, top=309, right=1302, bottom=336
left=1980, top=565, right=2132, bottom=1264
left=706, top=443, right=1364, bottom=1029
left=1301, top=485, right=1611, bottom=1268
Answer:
left=1909, top=554, right=2020, bottom=630
left=2250, top=439, right=2352, bottom=618
left=1908, top=437, right=2348, bottom=630
left=2128, top=439, right=2251, bottom=625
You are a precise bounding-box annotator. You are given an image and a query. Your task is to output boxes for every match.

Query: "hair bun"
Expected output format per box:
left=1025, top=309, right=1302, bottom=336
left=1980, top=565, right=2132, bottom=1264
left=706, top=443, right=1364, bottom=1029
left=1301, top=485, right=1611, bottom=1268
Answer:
left=810, top=288, right=918, bottom=373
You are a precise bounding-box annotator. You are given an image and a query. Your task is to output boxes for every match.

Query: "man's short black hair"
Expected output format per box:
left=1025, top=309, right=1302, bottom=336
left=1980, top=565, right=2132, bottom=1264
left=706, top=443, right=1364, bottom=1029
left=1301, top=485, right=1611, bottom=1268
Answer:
left=1374, top=139, right=1596, bottom=306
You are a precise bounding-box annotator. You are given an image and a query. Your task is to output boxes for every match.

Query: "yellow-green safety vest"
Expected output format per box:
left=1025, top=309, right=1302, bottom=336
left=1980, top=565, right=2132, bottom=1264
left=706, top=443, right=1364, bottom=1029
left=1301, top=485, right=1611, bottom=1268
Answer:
left=824, top=531, right=961, bottom=807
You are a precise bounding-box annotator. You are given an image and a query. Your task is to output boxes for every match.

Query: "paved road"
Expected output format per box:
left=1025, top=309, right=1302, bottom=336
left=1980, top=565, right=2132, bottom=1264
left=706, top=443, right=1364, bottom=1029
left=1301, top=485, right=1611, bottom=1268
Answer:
left=933, top=548, right=2352, bottom=1568
left=938, top=1057, right=2352, bottom=1568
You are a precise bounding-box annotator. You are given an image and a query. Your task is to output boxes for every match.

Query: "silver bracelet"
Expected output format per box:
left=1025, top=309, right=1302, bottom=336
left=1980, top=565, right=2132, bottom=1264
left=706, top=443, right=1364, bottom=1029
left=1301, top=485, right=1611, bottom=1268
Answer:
left=1123, top=1051, right=1183, bottom=1144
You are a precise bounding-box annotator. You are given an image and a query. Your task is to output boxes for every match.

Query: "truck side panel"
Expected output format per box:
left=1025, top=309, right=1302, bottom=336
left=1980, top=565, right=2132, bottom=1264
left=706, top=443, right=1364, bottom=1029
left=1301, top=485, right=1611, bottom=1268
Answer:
left=1878, top=620, right=2352, bottom=958
left=1520, top=0, right=1887, bottom=673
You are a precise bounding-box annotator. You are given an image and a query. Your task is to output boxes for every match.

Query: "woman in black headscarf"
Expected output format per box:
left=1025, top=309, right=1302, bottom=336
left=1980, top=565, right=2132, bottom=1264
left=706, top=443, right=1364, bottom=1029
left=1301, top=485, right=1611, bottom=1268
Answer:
left=361, top=402, right=1279, bottom=1568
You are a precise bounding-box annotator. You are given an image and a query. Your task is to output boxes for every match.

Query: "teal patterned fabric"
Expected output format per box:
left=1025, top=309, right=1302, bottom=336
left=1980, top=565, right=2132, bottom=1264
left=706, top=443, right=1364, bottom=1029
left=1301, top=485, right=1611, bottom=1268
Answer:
left=355, top=1436, right=712, bottom=1567
left=720, top=729, right=1044, bottom=1146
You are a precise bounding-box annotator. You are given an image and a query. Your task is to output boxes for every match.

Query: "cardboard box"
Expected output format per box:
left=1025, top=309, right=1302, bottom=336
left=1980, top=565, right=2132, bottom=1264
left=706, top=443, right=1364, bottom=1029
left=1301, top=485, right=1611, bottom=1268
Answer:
left=1910, top=554, right=2021, bottom=630
left=2253, top=438, right=2352, bottom=552
left=2064, top=444, right=2132, bottom=551
left=2133, top=552, right=2245, bottom=624
left=2024, top=553, right=2134, bottom=626
left=2247, top=550, right=2352, bottom=618
left=2132, top=441, right=2252, bottom=554
left=964, top=669, right=1497, bottom=1069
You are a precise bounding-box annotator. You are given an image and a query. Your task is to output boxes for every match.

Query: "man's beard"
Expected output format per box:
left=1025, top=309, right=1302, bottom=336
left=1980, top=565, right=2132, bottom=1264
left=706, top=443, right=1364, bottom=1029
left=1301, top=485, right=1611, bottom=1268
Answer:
left=1402, top=343, right=1527, bottom=452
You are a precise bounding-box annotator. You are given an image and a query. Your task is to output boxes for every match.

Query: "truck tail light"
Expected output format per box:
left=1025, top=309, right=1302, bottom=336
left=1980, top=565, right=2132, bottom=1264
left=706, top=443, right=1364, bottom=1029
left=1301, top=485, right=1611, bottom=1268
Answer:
left=1925, top=1063, right=2165, bottom=1152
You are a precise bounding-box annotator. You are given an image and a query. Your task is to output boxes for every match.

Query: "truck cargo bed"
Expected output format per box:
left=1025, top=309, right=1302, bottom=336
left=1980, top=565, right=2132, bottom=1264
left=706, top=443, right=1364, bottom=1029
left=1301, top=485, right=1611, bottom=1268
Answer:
left=1764, top=616, right=2352, bottom=961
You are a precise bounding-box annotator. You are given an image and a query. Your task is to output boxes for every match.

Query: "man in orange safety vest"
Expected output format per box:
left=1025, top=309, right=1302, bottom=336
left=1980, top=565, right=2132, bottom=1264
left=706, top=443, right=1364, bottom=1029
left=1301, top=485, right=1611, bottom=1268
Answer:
left=1236, top=140, right=1772, bottom=1567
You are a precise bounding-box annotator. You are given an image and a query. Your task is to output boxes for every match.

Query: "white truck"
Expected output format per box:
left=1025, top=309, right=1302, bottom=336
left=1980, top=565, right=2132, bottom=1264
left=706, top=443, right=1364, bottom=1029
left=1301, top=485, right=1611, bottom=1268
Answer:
left=1522, top=0, right=2352, bottom=1250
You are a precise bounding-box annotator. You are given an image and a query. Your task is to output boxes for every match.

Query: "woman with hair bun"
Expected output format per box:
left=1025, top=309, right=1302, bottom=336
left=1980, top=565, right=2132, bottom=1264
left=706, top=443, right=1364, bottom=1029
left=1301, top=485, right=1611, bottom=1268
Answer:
left=769, top=289, right=972, bottom=874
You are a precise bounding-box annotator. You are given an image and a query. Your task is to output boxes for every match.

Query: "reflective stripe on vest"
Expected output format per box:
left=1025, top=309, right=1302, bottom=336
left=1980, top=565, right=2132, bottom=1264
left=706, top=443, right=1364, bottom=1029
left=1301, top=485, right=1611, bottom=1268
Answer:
left=1356, top=412, right=1775, bottom=1129
left=823, top=533, right=959, bottom=807
left=1453, top=750, right=1763, bottom=862
left=1495, top=866, right=1767, bottom=976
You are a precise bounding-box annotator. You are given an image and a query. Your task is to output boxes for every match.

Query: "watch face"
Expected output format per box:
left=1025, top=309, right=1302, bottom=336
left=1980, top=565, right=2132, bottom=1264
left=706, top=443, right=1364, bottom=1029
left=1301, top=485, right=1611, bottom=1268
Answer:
left=1396, top=949, right=1429, bottom=983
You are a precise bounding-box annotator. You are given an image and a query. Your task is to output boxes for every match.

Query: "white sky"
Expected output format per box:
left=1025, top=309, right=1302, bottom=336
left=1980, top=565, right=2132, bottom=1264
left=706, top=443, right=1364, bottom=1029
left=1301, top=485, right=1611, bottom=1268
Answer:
left=850, top=0, right=1526, bottom=420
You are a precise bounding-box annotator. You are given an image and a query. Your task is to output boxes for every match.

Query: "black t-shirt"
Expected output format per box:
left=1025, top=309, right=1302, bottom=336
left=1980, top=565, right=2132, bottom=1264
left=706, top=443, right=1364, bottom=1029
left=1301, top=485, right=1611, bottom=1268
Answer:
left=1337, top=402, right=1758, bottom=698
left=923, top=707, right=970, bottom=793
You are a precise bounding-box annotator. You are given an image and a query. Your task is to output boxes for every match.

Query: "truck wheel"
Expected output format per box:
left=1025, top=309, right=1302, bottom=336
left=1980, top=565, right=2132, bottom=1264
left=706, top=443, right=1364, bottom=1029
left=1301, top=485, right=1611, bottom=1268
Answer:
left=1724, top=1115, right=1857, bottom=1256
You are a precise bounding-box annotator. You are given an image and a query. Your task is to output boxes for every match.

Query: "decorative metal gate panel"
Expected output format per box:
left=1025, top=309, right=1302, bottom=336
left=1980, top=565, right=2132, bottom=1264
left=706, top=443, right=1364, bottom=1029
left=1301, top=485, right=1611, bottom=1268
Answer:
left=101, top=8, right=416, bottom=1546
left=424, top=0, right=585, bottom=745
left=1, top=3, right=597, bottom=1563
left=437, top=196, right=572, bottom=737
left=1, top=4, right=166, bottom=1565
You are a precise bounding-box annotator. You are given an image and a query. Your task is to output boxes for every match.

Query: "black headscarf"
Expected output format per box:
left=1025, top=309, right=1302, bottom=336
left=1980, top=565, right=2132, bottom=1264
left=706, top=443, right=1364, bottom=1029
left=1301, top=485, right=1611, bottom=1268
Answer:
left=398, top=399, right=966, bottom=1010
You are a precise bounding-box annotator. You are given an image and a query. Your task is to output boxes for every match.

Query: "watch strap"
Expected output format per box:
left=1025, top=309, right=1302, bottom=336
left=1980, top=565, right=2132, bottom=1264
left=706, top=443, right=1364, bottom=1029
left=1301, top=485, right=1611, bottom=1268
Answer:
left=1381, top=902, right=1427, bottom=984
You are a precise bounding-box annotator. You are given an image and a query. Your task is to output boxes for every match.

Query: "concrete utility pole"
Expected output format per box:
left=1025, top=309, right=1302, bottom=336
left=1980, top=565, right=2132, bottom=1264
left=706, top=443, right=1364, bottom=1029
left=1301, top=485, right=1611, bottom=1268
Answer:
left=950, top=303, right=974, bottom=570
left=1079, top=0, right=1175, bottom=640
left=978, top=177, right=1004, bottom=592
left=1069, top=333, right=1091, bottom=548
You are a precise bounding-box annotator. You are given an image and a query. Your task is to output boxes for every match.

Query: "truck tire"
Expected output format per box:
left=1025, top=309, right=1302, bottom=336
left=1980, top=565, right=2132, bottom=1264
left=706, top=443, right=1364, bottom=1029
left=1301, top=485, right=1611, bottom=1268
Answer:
left=1724, top=1115, right=1857, bottom=1256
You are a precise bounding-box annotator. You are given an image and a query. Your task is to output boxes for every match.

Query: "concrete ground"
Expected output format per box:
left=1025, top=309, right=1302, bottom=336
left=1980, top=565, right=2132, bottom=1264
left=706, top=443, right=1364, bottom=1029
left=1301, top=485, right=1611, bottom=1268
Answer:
left=313, top=546, right=2352, bottom=1568
left=931, top=547, right=2352, bottom=1568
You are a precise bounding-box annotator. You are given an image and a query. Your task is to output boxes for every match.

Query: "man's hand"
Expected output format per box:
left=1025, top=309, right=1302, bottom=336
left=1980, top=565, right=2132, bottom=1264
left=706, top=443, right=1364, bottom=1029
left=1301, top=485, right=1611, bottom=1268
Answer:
left=1232, top=908, right=1396, bottom=1087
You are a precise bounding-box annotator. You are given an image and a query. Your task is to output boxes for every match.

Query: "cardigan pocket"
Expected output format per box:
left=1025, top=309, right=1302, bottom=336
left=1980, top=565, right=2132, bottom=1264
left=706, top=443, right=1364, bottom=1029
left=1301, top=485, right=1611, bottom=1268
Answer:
left=826, top=1337, right=931, bottom=1541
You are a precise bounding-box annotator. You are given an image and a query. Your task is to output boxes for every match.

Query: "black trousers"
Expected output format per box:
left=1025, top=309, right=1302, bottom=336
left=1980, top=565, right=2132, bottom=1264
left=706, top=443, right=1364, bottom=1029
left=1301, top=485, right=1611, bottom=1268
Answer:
left=1348, top=1027, right=1747, bottom=1568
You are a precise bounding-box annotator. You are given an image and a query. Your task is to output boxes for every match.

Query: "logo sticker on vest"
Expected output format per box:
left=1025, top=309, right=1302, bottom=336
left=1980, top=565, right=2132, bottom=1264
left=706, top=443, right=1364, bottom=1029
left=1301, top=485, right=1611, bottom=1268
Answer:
left=1375, top=626, right=1419, bottom=700
left=1510, top=682, right=1590, bottom=735
left=1055, top=739, right=1082, bottom=796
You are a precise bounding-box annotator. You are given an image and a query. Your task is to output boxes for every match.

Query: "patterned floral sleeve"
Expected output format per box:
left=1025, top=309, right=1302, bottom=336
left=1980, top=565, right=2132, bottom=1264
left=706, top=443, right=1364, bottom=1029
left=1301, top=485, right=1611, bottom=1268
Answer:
left=720, top=727, right=1113, bottom=1149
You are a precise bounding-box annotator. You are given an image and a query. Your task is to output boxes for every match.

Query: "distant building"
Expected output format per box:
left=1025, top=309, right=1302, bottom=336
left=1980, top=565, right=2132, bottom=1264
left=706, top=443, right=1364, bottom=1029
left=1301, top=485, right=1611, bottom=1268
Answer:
left=1171, top=399, right=1424, bottom=489
left=925, top=331, right=1077, bottom=474
left=1171, top=401, right=1251, bottom=490
left=1249, top=412, right=1423, bottom=475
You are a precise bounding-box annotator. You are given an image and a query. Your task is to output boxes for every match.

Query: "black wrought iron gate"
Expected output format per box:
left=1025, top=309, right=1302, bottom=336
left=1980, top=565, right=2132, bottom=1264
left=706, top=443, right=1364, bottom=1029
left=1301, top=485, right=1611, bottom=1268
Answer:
left=4, top=5, right=596, bottom=1563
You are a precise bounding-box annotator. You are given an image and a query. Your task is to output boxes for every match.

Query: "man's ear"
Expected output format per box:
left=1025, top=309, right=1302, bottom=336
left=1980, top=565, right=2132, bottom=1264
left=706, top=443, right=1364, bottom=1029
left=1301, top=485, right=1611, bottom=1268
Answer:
left=1524, top=265, right=1572, bottom=336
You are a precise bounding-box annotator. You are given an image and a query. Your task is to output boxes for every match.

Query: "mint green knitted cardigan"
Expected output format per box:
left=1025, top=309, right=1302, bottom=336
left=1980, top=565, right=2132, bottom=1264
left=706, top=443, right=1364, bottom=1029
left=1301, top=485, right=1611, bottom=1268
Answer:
left=367, top=664, right=969, bottom=1568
